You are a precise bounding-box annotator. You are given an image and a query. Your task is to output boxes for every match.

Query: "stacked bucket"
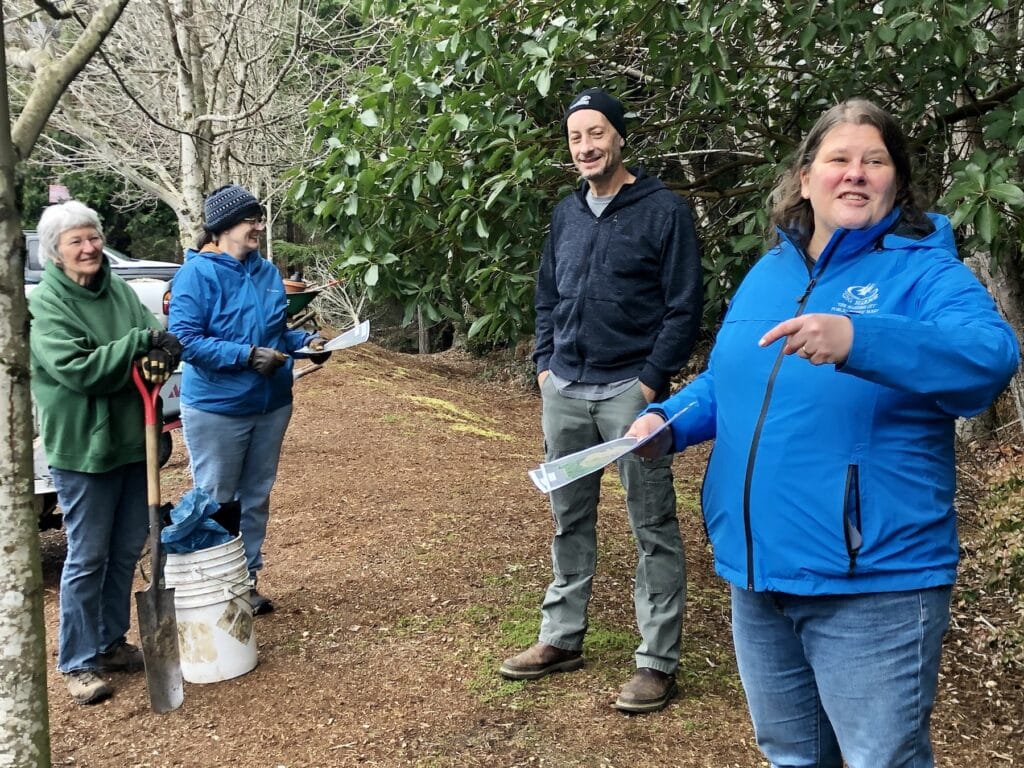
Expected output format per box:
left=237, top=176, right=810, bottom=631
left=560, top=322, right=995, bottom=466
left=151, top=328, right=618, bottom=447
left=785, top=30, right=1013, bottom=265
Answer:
left=163, top=536, right=257, bottom=683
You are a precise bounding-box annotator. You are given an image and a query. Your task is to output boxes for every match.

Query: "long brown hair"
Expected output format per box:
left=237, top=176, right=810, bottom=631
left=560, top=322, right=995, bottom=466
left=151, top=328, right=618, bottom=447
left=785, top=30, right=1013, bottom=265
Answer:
left=768, top=99, right=927, bottom=248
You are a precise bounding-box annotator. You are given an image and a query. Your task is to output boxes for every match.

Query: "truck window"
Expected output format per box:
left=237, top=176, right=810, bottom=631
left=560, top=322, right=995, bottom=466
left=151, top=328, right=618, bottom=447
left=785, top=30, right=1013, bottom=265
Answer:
left=27, top=235, right=41, bottom=270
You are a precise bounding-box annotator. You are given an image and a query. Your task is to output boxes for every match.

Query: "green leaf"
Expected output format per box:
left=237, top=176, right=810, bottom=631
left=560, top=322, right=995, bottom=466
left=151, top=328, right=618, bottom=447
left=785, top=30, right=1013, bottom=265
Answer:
left=535, top=67, right=552, bottom=97
left=358, top=109, right=379, bottom=127
left=977, top=203, right=997, bottom=244
left=452, top=113, right=470, bottom=131
left=356, top=168, right=376, bottom=195
left=411, top=173, right=423, bottom=200
left=988, top=183, right=1024, bottom=207
left=948, top=202, right=976, bottom=229
left=913, top=19, right=935, bottom=42
left=475, top=216, right=489, bottom=238
left=427, top=161, right=444, bottom=185
left=484, top=178, right=509, bottom=210
left=522, top=40, right=548, bottom=58
left=798, top=23, right=818, bottom=50
left=952, top=43, right=967, bottom=69
left=467, top=314, right=493, bottom=338
left=365, top=263, right=380, bottom=287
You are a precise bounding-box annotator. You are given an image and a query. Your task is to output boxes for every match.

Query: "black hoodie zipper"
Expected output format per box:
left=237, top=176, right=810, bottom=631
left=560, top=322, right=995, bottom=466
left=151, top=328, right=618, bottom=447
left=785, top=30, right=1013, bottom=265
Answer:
left=741, top=230, right=848, bottom=590
left=567, top=169, right=657, bottom=372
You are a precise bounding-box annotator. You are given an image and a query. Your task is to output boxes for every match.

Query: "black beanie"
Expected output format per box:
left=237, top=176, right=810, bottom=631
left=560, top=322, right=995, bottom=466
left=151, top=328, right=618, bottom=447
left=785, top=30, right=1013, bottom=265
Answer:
left=203, top=184, right=264, bottom=233
left=563, top=88, right=627, bottom=141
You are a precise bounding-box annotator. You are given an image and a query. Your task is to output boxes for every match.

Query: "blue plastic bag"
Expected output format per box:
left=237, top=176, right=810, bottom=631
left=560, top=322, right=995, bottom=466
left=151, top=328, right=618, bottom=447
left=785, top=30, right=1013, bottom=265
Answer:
left=161, top=487, right=233, bottom=554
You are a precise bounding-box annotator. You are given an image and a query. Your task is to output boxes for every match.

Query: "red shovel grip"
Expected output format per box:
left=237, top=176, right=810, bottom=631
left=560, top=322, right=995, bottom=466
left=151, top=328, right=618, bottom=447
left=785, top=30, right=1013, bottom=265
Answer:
left=132, top=364, right=161, bottom=427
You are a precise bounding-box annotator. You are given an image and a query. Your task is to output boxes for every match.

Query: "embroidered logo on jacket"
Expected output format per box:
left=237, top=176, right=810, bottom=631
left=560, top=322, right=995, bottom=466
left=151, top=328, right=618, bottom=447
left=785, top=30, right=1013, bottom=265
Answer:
left=832, top=283, right=880, bottom=314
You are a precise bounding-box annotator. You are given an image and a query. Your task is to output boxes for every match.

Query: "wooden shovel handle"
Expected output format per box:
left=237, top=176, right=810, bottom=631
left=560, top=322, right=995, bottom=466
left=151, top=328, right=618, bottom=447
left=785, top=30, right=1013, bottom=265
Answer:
left=132, top=365, right=163, bottom=576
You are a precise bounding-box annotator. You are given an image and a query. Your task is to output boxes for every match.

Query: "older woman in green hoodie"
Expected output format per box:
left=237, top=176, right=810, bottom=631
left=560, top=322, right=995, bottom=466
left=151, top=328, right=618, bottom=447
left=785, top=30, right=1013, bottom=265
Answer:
left=28, top=200, right=181, bottom=705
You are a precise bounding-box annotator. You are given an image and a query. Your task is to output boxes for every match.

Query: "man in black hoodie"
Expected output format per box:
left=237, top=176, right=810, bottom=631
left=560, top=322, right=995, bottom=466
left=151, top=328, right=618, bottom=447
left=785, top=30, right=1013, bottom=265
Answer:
left=498, top=88, right=702, bottom=713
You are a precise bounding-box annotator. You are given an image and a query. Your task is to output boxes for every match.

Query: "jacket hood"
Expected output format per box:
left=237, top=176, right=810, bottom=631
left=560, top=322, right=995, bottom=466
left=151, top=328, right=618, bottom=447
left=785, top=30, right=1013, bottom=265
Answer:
left=42, top=258, right=111, bottom=296
left=884, top=211, right=953, bottom=253
left=184, top=246, right=262, bottom=270
left=778, top=208, right=953, bottom=269
left=573, top=166, right=665, bottom=212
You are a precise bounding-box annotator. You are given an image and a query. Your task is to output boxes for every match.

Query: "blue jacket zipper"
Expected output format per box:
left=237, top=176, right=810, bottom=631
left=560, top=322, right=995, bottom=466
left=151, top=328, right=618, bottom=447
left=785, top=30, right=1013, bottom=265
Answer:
left=741, top=230, right=848, bottom=590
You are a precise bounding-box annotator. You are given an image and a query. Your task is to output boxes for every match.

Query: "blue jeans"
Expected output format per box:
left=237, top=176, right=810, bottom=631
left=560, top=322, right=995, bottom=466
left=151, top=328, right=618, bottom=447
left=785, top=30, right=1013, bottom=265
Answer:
left=51, top=463, right=149, bottom=673
left=181, top=403, right=292, bottom=576
left=730, top=585, right=951, bottom=768
left=538, top=378, right=685, bottom=673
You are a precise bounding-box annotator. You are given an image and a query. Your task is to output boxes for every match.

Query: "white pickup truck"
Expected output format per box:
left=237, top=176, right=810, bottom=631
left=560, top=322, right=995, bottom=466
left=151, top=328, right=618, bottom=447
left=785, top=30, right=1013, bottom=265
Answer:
left=24, top=232, right=183, bottom=528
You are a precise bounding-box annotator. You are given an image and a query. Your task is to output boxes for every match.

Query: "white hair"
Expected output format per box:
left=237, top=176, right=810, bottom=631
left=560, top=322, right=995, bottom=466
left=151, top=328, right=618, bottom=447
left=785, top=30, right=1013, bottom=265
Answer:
left=36, top=200, right=104, bottom=265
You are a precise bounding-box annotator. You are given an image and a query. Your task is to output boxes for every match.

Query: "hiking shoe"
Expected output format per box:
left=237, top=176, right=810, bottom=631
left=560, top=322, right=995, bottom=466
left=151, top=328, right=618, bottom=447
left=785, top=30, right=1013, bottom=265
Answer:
left=614, top=668, right=677, bottom=713
left=498, top=642, right=583, bottom=680
left=249, top=588, right=274, bottom=616
left=64, top=670, right=113, bottom=705
left=97, top=641, right=144, bottom=673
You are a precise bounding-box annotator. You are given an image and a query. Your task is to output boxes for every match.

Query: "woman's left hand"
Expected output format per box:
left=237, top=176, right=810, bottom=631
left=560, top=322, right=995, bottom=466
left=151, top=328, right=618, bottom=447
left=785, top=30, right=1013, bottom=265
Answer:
left=758, top=313, right=853, bottom=366
left=306, top=334, right=332, bottom=365
left=625, top=412, right=673, bottom=459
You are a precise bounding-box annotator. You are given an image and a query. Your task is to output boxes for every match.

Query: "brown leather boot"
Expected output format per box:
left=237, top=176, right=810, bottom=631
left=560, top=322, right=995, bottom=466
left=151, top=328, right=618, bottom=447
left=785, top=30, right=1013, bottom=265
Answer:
left=498, top=642, right=583, bottom=680
left=613, top=667, right=677, bottom=713
left=97, top=640, right=144, bottom=673
left=64, top=670, right=113, bottom=705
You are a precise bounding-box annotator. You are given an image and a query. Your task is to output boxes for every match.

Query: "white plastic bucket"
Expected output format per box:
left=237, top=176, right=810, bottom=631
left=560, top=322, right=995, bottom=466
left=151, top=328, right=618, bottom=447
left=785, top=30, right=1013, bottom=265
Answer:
left=164, top=535, right=246, bottom=585
left=164, top=536, right=257, bottom=683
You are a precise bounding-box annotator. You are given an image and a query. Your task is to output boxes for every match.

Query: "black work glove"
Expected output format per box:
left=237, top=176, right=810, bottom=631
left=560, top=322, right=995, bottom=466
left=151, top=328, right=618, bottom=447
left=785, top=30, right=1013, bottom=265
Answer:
left=138, top=349, right=174, bottom=384
left=150, top=330, right=183, bottom=369
left=306, top=335, right=332, bottom=365
left=248, top=346, right=287, bottom=376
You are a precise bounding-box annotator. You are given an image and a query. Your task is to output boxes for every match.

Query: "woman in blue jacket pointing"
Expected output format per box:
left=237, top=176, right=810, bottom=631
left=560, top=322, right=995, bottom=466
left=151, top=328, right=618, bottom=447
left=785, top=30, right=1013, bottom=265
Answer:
left=170, top=185, right=328, bottom=615
left=628, top=100, right=1019, bottom=767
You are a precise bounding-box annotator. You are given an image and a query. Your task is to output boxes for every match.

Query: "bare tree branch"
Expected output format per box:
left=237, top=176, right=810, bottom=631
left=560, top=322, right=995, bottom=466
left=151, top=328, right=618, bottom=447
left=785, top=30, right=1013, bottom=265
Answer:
left=12, top=0, right=130, bottom=160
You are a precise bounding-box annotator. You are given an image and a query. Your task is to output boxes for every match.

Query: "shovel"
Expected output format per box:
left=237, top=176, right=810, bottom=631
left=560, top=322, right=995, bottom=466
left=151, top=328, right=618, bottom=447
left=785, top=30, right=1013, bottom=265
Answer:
left=132, top=365, right=185, bottom=713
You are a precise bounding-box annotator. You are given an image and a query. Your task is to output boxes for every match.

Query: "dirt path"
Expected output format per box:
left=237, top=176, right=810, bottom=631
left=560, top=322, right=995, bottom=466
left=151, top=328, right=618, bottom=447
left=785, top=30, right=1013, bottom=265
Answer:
left=40, top=344, right=1022, bottom=767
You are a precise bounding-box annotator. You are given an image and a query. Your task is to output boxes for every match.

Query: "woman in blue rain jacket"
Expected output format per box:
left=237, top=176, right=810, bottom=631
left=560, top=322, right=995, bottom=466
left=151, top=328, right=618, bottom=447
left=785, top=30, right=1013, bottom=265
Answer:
left=170, top=184, right=326, bottom=615
left=628, top=100, right=1018, bottom=768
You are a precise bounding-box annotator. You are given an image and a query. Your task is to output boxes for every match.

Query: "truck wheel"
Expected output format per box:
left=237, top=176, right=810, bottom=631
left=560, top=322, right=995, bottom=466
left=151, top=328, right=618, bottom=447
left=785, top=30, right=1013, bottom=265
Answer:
left=158, top=431, right=173, bottom=467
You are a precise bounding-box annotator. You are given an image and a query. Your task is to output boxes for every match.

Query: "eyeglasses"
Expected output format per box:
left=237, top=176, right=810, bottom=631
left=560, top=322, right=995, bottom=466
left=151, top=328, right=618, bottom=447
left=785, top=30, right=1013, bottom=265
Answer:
left=241, top=216, right=267, bottom=227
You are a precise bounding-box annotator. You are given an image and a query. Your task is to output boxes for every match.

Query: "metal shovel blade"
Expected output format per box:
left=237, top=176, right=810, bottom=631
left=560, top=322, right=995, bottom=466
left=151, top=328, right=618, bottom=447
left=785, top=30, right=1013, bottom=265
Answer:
left=136, top=575, right=184, bottom=713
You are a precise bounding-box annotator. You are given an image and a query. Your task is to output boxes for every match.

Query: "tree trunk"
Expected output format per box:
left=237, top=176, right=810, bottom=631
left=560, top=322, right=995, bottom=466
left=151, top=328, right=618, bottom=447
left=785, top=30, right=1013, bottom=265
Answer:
left=169, top=0, right=207, bottom=250
left=0, top=2, right=132, bottom=761
left=0, top=24, right=52, bottom=768
left=965, top=251, right=1024, bottom=437
left=0, top=201, right=52, bottom=768
left=417, top=306, right=429, bottom=354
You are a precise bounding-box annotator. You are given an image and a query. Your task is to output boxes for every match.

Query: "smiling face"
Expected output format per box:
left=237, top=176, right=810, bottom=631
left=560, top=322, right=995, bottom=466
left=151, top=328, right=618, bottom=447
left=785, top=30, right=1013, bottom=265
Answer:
left=566, top=109, right=626, bottom=193
left=216, top=216, right=266, bottom=260
left=800, top=122, right=898, bottom=257
left=57, top=226, right=105, bottom=286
